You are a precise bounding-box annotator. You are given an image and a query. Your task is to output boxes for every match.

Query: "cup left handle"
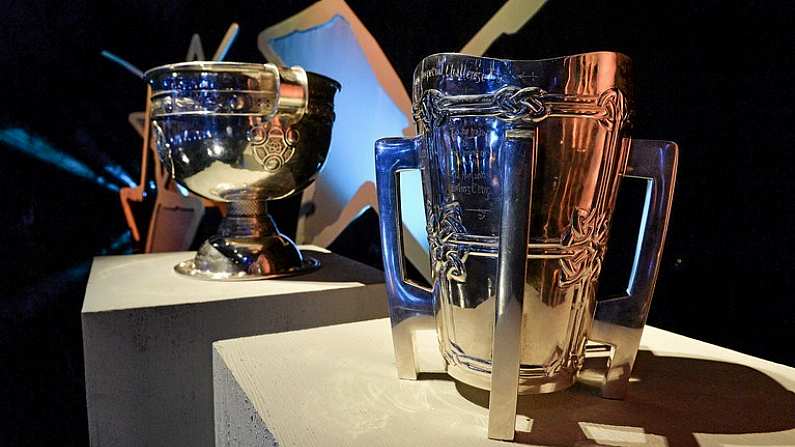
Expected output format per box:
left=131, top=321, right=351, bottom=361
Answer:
left=375, top=136, right=435, bottom=379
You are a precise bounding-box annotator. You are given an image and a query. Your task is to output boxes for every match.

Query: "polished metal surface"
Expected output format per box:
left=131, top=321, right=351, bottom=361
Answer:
left=487, top=128, right=535, bottom=439
left=375, top=52, right=678, bottom=440
left=145, top=61, right=339, bottom=280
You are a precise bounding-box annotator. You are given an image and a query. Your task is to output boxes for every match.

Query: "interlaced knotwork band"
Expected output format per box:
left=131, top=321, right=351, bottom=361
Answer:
left=414, top=86, right=548, bottom=128
left=413, top=86, right=628, bottom=130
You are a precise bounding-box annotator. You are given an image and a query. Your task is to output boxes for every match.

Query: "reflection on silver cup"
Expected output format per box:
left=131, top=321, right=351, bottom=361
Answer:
left=375, top=52, right=678, bottom=440
left=145, top=62, right=339, bottom=280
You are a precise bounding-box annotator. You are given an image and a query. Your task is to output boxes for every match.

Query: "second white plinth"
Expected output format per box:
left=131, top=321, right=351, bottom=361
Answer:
left=213, top=319, right=795, bottom=447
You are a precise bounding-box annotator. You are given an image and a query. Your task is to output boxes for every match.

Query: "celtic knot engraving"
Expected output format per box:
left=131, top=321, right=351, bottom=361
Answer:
left=427, top=201, right=467, bottom=282
left=416, top=89, right=445, bottom=129
left=492, top=86, right=547, bottom=120
left=413, top=85, right=549, bottom=129
left=558, top=207, right=610, bottom=289
left=412, top=85, right=633, bottom=134
left=596, top=88, right=629, bottom=131
left=247, top=117, right=299, bottom=171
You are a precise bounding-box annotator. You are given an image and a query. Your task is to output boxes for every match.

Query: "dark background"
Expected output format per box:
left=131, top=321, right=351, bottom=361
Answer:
left=1, top=1, right=791, bottom=445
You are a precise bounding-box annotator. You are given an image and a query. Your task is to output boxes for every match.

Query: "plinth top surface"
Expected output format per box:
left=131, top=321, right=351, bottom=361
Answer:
left=82, top=246, right=384, bottom=313
left=214, top=318, right=795, bottom=447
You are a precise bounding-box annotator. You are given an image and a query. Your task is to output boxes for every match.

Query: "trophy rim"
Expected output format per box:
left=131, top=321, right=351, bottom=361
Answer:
left=416, top=50, right=632, bottom=68
left=412, top=50, right=633, bottom=106
left=143, top=61, right=341, bottom=91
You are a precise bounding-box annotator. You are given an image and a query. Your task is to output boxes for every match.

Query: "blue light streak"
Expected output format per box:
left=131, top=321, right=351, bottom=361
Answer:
left=100, top=50, right=144, bottom=79
left=104, top=164, right=137, bottom=187
left=99, top=230, right=134, bottom=255
left=0, top=128, right=121, bottom=192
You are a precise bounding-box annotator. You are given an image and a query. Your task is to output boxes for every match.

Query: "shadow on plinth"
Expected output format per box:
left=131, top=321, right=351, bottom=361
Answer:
left=454, top=350, right=795, bottom=446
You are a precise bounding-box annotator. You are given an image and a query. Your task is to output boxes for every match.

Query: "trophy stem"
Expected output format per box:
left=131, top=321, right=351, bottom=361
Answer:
left=174, top=199, right=320, bottom=281
left=219, top=200, right=274, bottom=239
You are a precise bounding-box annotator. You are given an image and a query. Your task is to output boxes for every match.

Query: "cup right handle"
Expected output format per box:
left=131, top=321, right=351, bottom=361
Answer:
left=588, top=139, right=679, bottom=398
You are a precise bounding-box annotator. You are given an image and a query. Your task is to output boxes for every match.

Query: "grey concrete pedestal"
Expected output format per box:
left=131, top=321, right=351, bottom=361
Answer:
left=212, top=319, right=795, bottom=447
left=82, top=247, right=387, bottom=447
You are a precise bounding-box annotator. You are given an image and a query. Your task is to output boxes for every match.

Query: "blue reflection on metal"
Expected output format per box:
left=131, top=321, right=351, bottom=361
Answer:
left=375, top=137, right=432, bottom=309
left=176, top=183, right=189, bottom=197
left=627, top=178, right=653, bottom=294
left=267, top=15, right=428, bottom=251
left=0, top=128, right=120, bottom=192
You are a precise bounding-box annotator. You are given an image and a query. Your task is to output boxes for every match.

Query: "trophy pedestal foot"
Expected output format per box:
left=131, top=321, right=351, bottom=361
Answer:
left=174, top=255, right=319, bottom=281
left=174, top=200, right=320, bottom=281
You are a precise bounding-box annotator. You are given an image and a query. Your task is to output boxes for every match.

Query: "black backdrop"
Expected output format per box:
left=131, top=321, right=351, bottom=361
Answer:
left=1, top=1, right=791, bottom=444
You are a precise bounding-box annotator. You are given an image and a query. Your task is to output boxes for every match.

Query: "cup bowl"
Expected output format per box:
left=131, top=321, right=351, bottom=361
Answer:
left=145, top=62, right=339, bottom=202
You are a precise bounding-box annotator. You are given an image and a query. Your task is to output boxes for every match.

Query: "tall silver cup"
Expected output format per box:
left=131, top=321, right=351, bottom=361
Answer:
left=375, top=52, right=677, bottom=440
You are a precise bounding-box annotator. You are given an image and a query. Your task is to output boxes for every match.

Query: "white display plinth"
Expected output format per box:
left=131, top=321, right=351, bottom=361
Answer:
left=213, top=318, right=795, bottom=447
left=82, top=247, right=387, bottom=447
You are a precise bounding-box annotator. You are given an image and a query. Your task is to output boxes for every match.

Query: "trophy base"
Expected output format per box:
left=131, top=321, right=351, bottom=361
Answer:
left=174, top=256, right=320, bottom=281
left=173, top=200, right=320, bottom=281
left=446, top=362, right=577, bottom=395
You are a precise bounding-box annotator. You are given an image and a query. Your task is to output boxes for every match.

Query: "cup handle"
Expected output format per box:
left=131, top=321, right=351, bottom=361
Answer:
left=587, top=139, right=678, bottom=398
left=375, top=136, right=435, bottom=379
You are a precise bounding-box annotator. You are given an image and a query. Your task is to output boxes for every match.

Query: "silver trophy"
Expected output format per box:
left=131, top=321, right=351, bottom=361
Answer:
left=144, top=62, right=339, bottom=280
left=376, top=52, right=678, bottom=440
